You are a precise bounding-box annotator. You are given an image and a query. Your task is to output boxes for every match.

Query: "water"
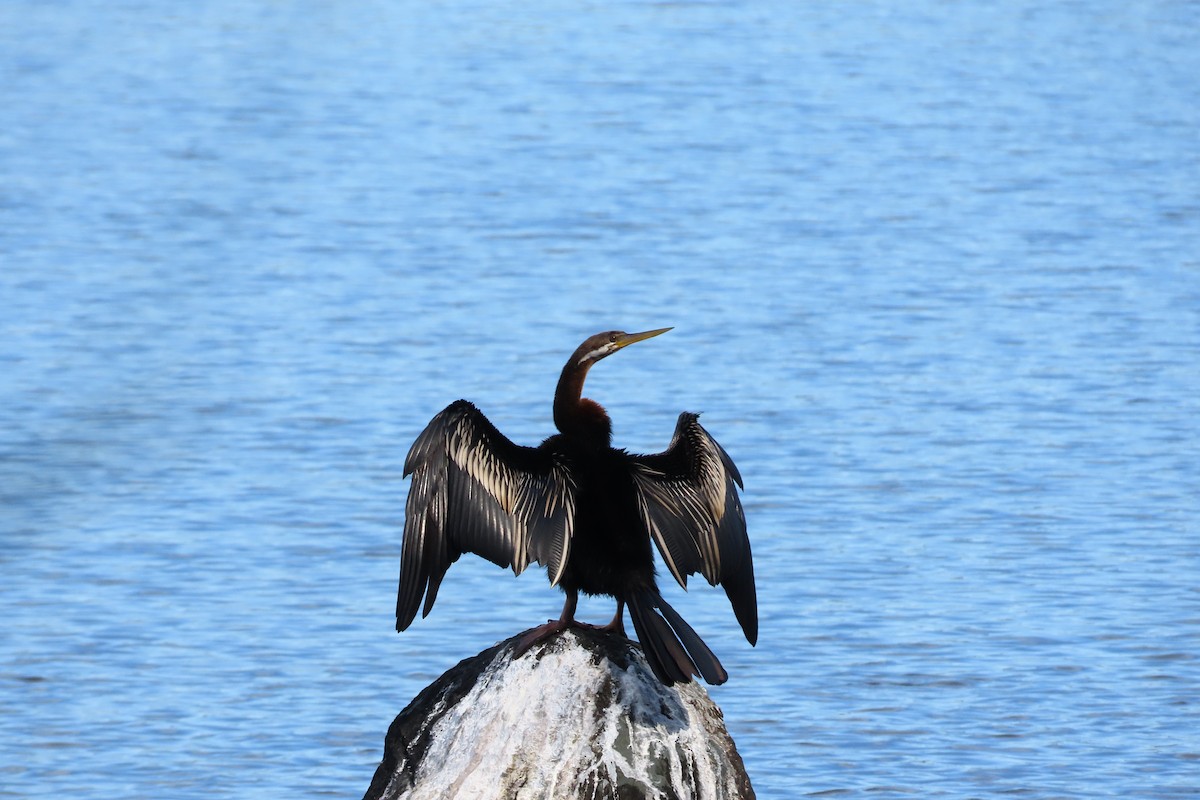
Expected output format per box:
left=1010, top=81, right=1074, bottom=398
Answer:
left=2, top=1, right=1198, bottom=797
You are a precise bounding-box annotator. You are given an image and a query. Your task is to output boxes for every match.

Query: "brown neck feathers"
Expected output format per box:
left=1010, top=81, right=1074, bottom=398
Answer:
left=553, top=359, right=612, bottom=447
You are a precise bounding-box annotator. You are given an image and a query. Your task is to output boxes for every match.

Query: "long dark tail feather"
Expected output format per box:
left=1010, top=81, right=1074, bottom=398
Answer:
left=628, top=590, right=728, bottom=686
left=656, top=597, right=729, bottom=685
left=629, top=599, right=692, bottom=685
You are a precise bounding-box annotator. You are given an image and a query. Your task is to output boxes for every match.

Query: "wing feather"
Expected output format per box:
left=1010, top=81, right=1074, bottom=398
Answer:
left=396, top=400, right=577, bottom=631
left=630, top=413, right=758, bottom=645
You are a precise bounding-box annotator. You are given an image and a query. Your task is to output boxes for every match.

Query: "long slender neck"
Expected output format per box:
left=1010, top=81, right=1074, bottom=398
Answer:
left=553, top=359, right=612, bottom=447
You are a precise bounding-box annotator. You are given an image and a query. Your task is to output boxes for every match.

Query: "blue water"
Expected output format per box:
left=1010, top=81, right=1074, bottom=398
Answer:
left=2, top=2, right=1198, bottom=798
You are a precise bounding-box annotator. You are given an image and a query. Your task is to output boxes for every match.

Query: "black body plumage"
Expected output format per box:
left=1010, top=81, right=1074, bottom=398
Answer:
left=395, top=330, right=757, bottom=685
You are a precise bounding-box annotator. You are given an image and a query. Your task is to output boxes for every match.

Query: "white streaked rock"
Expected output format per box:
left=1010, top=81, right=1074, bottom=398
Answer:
left=364, top=628, right=754, bottom=800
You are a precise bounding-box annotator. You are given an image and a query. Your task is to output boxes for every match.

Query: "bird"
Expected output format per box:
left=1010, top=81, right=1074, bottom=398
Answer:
left=395, top=328, right=757, bottom=685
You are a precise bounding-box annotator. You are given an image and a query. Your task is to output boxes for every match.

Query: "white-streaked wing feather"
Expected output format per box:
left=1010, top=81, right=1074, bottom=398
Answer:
left=630, top=413, right=758, bottom=645
left=396, top=400, right=576, bottom=631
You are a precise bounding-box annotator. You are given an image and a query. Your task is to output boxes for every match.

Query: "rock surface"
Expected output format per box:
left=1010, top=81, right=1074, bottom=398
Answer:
left=363, top=628, right=755, bottom=800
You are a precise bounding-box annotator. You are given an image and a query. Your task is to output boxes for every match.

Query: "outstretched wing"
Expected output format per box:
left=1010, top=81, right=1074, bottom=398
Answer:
left=396, top=400, right=577, bottom=631
left=629, top=413, right=757, bottom=645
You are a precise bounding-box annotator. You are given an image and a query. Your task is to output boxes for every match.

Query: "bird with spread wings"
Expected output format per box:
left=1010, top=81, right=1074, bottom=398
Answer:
left=395, top=329, right=756, bottom=685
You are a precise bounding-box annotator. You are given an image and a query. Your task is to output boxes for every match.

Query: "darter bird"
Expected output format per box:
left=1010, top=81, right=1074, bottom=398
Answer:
left=395, top=328, right=756, bottom=685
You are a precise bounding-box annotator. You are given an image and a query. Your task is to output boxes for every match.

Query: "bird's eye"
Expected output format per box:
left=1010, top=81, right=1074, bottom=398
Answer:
left=609, top=333, right=618, bottom=342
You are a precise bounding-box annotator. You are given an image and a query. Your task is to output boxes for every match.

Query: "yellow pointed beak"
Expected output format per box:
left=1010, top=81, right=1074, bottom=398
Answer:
left=613, top=327, right=673, bottom=350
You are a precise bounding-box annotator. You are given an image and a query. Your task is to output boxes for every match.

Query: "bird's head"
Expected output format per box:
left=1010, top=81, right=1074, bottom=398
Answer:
left=572, top=327, right=673, bottom=367
left=555, top=327, right=672, bottom=443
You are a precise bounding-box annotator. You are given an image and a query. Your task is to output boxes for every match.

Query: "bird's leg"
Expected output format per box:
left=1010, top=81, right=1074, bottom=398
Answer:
left=599, top=600, right=626, bottom=637
left=557, top=588, right=578, bottom=626
left=513, top=588, right=579, bottom=657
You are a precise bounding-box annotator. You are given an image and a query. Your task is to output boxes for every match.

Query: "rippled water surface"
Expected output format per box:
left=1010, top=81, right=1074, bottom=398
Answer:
left=2, top=2, right=1198, bottom=798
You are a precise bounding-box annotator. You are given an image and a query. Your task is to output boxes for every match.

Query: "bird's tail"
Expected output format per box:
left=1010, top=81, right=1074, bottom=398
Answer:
left=628, top=589, right=728, bottom=686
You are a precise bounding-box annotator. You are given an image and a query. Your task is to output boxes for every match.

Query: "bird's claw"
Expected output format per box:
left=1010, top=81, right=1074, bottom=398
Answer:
left=512, top=619, right=572, bottom=657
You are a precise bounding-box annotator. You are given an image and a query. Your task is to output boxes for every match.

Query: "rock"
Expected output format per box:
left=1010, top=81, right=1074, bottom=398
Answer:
left=363, top=627, right=755, bottom=800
